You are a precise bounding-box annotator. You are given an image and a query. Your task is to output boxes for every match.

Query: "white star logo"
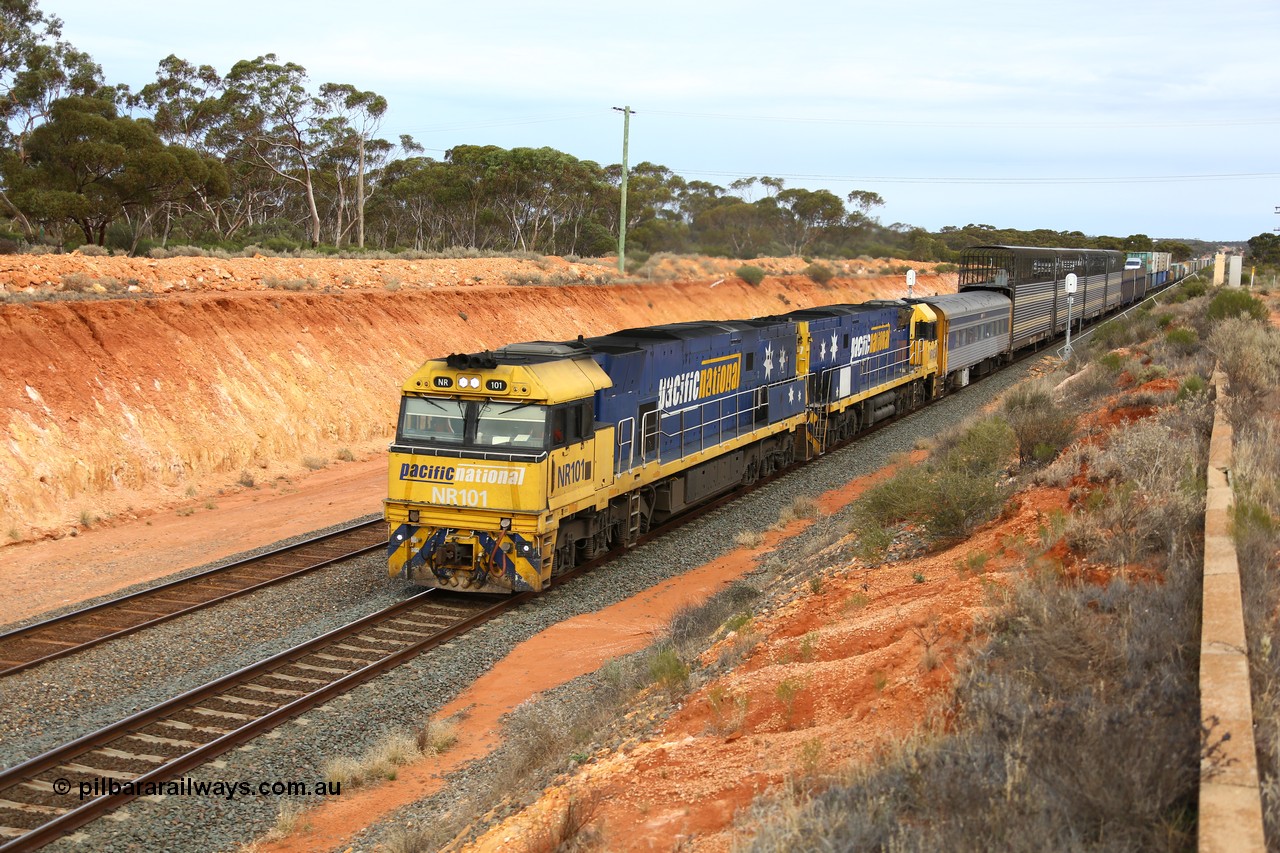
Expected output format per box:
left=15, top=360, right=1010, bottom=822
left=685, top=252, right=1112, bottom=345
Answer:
left=763, top=343, right=774, bottom=379
left=830, top=331, right=838, bottom=355
left=788, top=385, right=795, bottom=404
left=779, top=348, right=788, bottom=375
left=819, top=339, right=828, bottom=361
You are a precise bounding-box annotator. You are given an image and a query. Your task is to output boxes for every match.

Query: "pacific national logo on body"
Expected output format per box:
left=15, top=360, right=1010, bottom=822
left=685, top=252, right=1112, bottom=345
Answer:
left=658, top=353, right=742, bottom=409
left=851, top=324, right=892, bottom=359
left=399, top=462, right=525, bottom=485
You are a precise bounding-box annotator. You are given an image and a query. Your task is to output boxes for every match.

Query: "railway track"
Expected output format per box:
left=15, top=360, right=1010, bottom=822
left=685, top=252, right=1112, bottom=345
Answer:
left=0, top=590, right=509, bottom=851
left=0, top=520, right=387, bottom=678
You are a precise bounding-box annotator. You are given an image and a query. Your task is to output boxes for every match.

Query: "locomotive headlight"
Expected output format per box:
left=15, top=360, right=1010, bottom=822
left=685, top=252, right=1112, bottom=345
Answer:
left=408, top=509, right=420, bottom=523
left=499, top=517, right=512, bottom=530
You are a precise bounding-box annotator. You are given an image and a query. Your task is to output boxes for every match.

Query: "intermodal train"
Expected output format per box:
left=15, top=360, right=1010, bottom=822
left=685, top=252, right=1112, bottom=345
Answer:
left=385, top=245, right=1179, bottom=593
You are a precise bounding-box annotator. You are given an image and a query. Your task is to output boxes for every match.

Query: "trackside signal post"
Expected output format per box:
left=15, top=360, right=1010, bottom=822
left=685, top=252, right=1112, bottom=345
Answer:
left=1063, top=273, right=1078, bottom=359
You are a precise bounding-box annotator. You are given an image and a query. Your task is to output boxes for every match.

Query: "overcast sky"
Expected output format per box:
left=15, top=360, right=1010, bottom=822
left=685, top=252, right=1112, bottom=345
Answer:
left=49, top=0, right=1280, bottom=242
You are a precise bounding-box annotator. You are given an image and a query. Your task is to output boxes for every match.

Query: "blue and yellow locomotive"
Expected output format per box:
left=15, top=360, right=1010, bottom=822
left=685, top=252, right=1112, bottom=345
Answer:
left=386, top=303, right=938, bottom=593
left=385, top=245, right=1182, bottom=594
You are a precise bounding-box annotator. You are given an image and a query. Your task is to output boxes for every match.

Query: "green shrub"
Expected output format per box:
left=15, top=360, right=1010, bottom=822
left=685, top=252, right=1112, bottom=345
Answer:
left=853, top=416, right=1014, bottom=544
left=1092, top=317, right=1135, bottom=349
left=736, top=265, right=766, bottom=286
left=1206, top=288, right=1268, bottom=323
left=804, top=263, right=834, bottom=285
left=1180, top=278, right=1208, bottom=299
left=1002, top=383, right=1075, bottom=467
left=1163, top=327, right=1198, bottom=355
left=647, top=647, right=689, bottom=692
left=937, top=415, right=1016, bottom=477
left=1097, top=352, right=1127, bottom=374
left=1176, top=374, right=1207, bottom=401
left=263, top=236, right=301, bottom=253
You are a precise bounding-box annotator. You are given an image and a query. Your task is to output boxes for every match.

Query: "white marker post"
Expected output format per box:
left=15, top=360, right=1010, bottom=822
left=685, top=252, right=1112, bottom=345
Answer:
left=1063, top=273, right=1078, bottom=359
left=906, top=268, right=916, bottom=299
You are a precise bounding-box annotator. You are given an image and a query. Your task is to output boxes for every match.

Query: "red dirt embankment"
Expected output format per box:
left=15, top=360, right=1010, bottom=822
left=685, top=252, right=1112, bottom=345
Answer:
left=0, top=254, right=950, bottom=541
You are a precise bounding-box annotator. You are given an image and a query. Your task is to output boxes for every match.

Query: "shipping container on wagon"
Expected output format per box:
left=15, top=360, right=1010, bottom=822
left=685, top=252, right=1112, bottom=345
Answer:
left=1153, top=251, right=1171, bottom=286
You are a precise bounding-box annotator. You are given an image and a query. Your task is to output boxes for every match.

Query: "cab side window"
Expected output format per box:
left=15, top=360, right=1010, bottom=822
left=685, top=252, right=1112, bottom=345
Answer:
left=551, top=401, right=595, bottom=448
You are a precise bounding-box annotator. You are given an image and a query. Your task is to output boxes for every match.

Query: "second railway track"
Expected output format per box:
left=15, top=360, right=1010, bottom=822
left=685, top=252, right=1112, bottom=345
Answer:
left=0, top=519, right=387, bottom=678
left=0, top=590, right=508, bottom=851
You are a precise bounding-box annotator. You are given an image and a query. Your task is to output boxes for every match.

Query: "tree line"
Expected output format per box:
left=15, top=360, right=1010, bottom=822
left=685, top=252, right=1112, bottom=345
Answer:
left=0, top=1, right=1221, bottom=263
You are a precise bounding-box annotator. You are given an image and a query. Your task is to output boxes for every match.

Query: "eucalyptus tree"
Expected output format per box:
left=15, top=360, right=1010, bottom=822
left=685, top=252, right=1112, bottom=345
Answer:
left=0, top=0, right=102, bottom=153
left=0, top=0, right=105, bottom=240
left=211, top=55, right=331, bottom=246
left=465, top=145, right=606, bottom=252
left=132, top=55, right=237, bottom=241
left=774, top=186, right=846, bottom=256
left=695, top=199, right=773, bottom=258
left=378, top=155, right=471, bottom=250
left=612, top=161, right=690, bottom=253
left=1246, top=233, right=1280, bottom=265
left=316, top=83, right=403, bottom=248
left=675, top=180, right=729, bottom=225
left=5, top=94, right=226, bottom=246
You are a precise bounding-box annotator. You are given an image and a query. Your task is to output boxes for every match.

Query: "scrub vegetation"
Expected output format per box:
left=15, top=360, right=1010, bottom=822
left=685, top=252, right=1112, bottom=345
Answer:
left=740, top=275, right=1226, bottom=851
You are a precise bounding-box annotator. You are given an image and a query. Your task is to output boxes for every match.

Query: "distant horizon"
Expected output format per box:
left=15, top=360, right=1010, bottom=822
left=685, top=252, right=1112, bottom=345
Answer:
left=42, top=0, right=1280, bottom=243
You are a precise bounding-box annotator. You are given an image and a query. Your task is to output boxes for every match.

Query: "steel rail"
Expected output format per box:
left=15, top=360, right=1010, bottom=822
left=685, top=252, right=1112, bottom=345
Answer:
left=0, top=519, right=386, bottom=677
left=0, top=589, right=514, bottom=851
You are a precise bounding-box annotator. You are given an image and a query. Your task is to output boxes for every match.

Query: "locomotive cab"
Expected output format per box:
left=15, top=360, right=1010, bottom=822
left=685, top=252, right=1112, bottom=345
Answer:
left=385, top=343, right=613, bottom=594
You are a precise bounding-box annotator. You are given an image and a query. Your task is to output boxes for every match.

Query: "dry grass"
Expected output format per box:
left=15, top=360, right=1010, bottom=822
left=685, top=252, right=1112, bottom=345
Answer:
left=390, top=582, right=764, bottom=850
left=262, top=800, right=311, bottom=842
left=321, top=731, right=425, bottom=789
left=1001, top=381, right=1076, bottom=467
left=738, top=305, right=1211, bottom=852
left=850, top=414, right=1015, bottom=550
left=416, top=716, right=459, bottom=755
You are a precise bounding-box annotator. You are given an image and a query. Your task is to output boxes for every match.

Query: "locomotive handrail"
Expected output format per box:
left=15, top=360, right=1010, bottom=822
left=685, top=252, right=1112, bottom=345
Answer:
left=615, top=416, right=636, bottom=472
left=812, top=346, right=912, bottom=403
left=654, top=374, right=803, bottom=461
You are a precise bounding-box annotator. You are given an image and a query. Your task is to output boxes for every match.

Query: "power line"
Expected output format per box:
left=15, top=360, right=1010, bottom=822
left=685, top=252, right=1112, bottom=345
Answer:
left=397, top=112, right=599, bottom=135
left=395, top=106, right=1280, bottom=138
left=672, top=169, right=1280, bottom=186
left=642, top=108, right=1280, bottom=130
